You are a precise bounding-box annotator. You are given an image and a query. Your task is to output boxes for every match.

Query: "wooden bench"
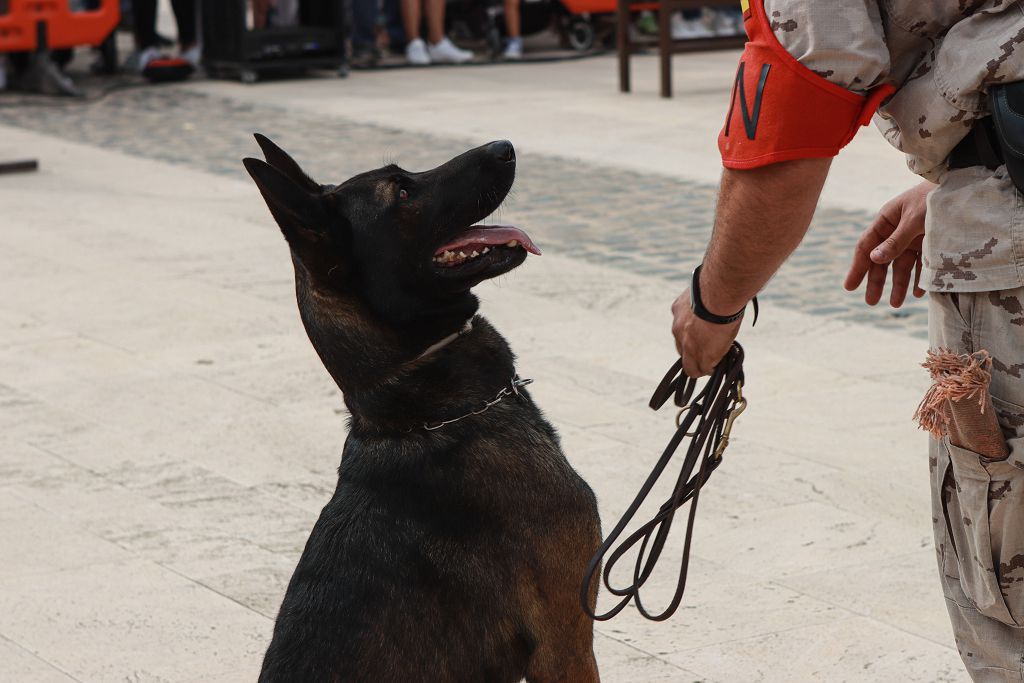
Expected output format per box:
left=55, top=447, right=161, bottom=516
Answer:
left=617, top=0, right=745, bottom=98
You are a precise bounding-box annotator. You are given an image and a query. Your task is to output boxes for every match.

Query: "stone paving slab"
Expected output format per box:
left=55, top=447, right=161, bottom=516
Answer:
left=0, top=636, right=78, bottom=683
left=0, top=120, right=959, bottom=682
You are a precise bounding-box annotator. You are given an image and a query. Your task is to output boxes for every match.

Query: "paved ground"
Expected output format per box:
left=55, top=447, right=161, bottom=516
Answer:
left=0, top=50, right=965, bottom=682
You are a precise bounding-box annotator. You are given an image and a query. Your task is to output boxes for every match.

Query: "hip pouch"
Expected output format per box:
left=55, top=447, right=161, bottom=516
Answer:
left=990, top=81, right=1024, bottom=192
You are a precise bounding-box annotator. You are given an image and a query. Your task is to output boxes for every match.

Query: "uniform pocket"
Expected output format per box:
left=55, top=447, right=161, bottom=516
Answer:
left=943, top=436, right=1024, bottom=626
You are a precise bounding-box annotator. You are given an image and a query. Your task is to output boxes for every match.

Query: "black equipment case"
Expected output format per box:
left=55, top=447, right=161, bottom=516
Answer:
left=200, top=0, right=348, bottom=83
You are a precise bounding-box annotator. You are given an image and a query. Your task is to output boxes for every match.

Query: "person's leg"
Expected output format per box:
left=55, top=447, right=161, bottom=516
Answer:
left=170, top=0, right=197, bottom=49
left=504, top=0, right=520, bottom=37
left=384, top=0, right=407, bottom=50
left=502, top=0, right=522, bottom=59
left=351, top=0, right=380, bottom=65
left=424, top=0, right=443, bottom=45
left=401, top=0, right=421, bottom=41
left=402, top=0, right=431, bottom=63
left=253, top=0, right=271, bottom=29
left=275, top=0, right=298, bottom=26
left=132, top=0, right=159, bottom=49
left=351, top=0, right=378, bottom=50
left=423, top=0, right=471, bottom=61
left=928, top=291, right=1024, bottom=681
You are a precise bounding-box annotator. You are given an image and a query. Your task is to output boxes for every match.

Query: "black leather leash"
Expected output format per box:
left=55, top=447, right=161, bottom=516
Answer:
left=581, top=342, right=749, bottom=621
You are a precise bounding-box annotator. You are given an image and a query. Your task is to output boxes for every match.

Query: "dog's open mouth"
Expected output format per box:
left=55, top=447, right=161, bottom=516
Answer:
left=431, top=225, right=541, bottom=269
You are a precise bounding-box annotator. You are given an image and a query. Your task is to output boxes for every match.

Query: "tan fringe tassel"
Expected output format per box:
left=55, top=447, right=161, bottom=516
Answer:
left=913, top=348, right=992, bottom=439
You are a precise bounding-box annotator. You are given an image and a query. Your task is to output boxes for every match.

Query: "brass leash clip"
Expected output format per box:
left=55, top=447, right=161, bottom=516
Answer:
left=713, top=382, right=747, bottom=461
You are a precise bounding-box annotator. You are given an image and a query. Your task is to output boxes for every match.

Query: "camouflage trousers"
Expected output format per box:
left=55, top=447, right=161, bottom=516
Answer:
left=930, top=291, right=1024, bottom=681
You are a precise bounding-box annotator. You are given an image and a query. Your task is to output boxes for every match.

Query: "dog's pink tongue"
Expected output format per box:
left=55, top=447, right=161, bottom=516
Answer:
left=435, top=225, right=541, bottom=256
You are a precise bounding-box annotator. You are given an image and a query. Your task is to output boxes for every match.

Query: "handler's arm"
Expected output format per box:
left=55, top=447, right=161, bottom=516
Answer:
left=672, top=158, right=831, bottom=377
left=673, top=0, right=892, bottom=377
left=702, top=158, right=831, bottom=312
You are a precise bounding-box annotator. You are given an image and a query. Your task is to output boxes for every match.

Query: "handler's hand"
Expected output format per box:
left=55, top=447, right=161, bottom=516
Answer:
left=671, top=291, right=743, bottom=378
left=844, top=180, right=933, bottom=308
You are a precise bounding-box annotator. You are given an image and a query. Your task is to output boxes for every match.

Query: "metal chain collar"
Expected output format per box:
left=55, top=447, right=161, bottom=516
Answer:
left=422, top=376, right=534, bottom=431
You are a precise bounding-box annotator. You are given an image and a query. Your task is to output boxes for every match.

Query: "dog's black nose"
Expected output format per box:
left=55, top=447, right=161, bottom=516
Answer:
left=488, top=140, right=515, bottom=164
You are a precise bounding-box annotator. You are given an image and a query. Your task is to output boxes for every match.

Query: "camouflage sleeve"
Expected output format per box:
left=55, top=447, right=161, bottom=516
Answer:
left=763, top=0, right=889, bottom=95
left=881, top=6, right=1024, bottom=180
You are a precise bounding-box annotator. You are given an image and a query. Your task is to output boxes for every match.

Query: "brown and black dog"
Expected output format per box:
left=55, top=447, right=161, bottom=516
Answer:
left=243, top=136, right=601, bottom=683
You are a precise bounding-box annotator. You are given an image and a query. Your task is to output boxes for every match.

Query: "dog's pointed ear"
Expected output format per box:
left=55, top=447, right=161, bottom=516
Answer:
left=243, top=157, right=327, bottom=242
left=253, top=133, right=320, bottom=194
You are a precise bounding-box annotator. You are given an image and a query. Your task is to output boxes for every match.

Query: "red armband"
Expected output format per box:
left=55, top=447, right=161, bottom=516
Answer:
left=718, top=0, right=895, bottom=169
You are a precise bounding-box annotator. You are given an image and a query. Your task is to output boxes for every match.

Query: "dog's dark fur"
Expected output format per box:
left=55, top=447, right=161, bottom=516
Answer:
left=243, top=137, right=601, bottom=683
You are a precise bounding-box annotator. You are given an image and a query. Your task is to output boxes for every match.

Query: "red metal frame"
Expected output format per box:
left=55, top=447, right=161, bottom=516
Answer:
left=0, top=0, right=119, bottom=53
left=561, top=0, right=657, bottom=15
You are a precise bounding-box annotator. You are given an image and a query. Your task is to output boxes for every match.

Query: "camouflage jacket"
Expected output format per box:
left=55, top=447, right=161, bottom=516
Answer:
left=765, top=0, right=1024, bottom=292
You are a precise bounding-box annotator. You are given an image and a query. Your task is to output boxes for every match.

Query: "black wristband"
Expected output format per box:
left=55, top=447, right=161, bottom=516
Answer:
left=690, top=265, right=758, bottom=325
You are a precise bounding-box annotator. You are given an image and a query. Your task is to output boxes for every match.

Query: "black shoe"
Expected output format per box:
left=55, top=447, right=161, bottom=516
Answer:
left=350, top=45, right=381, bottom=69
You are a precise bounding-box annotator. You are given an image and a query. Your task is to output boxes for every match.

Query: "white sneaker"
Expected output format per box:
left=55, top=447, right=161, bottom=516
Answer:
left=135, top=46, right=162, bottom=72
left=180, top=44, right=202, bottom=68
left=711, top=10, right=742, bottom=36
left=503, top=38, right=523, bottom=60
left=428, top=37, right=473, bottom=64
left=670, top=15, right=714, bottom=40
left=406, top=38, right=431, bottom=65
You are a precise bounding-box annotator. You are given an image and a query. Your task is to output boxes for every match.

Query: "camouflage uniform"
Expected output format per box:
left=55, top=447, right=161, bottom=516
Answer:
left=763, top=1, right=1024, bottom=678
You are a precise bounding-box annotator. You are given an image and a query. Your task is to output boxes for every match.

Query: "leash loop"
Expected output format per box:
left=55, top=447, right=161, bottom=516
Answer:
left=581, top=343, right=748, bottom=622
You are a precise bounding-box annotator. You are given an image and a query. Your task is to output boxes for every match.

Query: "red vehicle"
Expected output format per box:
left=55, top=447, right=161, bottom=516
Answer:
left=557, top=0, right=617, bottom=51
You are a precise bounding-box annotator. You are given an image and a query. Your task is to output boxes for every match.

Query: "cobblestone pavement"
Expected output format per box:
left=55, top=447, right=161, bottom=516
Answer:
left=0, top=87, right=927, bottom=337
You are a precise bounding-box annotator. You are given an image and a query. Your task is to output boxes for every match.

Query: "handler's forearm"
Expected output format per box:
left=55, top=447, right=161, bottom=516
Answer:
left=699, top=158, right=832, bottom=314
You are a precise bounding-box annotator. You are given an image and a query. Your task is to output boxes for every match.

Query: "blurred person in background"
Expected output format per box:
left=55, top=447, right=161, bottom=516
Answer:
left=711, top=6, right=742, bottom=35
left=401, top=0, right=472, bottom=64
left=132, top=0, right=199, bottom=72
left=383, top=0, right=407, bottom=54
left=502, top=0, right=522, bottom=60
left=671, top=8, right=712, bottom=39
left=350, top=0, right=382, bottom=67
left=672, top=6, right=742, bottom=39
left=253, top=0, right=299, bottom=28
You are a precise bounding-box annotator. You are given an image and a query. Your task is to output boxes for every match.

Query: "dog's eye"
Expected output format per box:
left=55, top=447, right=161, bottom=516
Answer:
left=399, top=188, right=409, bottom=201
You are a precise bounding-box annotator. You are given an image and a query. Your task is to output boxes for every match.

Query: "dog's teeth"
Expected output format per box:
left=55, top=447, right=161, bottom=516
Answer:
left=459, top=251, right=466, bottom=258
left=482, top=247, right=490, bottom=254
left=471, top=251, right=479, bottom=258
left=434, top=250, right=458, bottom=265
left=507, top=240, right=518, bottom=248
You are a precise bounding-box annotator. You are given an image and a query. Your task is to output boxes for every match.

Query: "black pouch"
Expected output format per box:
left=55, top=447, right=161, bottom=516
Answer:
left=990, top=81, right=1024, bottom=192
